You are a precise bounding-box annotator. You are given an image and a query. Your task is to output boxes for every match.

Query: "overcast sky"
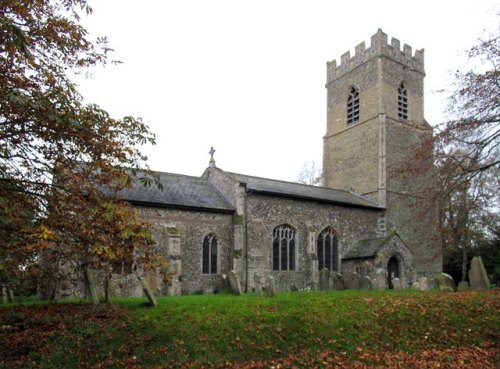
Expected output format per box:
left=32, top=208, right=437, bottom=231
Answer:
left=76, top=0, right=499, bottom=182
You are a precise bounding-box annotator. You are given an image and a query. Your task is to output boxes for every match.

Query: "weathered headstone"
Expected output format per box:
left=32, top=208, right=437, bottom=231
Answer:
left=254, top=273, right=263, bottom=296
left=457, top=281, right=469, bottom=291
left=417, top=276, right=430, bottom=291
left=391, top=277, right=403, bottom=290
left=345, top=273, right=361, bottom=290
left=361, top=276, right=373, bottom=290
left=266, top=276, right=275, bottom=297
left=228, top=270, right=243, bottom=295
left=319, top=268, right=330, bottom=290
left=331, top=272, right=345, bottom=290
left=468, top=256, right=490, bottom=291
left=290, top=285, right=299, bottom=292
left=373, top=268, right=387, bottom=290
left=434, top=272, right=456, bottom=292
left=203, top=287, right=214, bottom=294
left=220, top=274, right=229, bottom=291
left=139, top=276, right=158, bottom=307
left=84, top=269, right=99, bottom=305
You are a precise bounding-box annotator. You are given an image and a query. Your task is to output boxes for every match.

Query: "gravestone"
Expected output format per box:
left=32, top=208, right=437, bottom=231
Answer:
left=331, top=272, right=345, bottom=290
left=391, top=278, right=403, bottom=290
left=417, top=276, right=430, bottom=291
left=139, top=276, right=158, bottom=307
left=319, top=268, right=330, bottom=290
left=221, top=274, right=229, bottom=291
left=254, top=273, right=263, bottom=296
left=290, top=285, right=299, bottom=292
left=373, top=268, right=387, bottom=290
left=468, top=256, right=490, bottom=291
left=228, top=270, right=243, bottom=295
left=203, top=287, right=214, bottom=294
left=361, top=276, right=373, bottom=290
left=266, top=276, right=275, bottom=297
left=434, top=273, right=456, bottom=292
left=345, top=273, right=361, bottom=290
left=457, top=281, right=469, bottom=291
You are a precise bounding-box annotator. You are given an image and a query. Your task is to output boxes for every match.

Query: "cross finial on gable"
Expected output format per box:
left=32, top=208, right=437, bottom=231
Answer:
left=209, top=146, right=216, bottom=167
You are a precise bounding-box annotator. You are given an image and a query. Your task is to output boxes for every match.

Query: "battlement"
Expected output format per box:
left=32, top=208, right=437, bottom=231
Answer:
left=327, top=29, right=425, bottom=84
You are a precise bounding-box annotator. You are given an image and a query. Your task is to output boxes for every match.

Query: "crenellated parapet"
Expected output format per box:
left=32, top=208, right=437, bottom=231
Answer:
left=327, top=29, right=425, bottom=84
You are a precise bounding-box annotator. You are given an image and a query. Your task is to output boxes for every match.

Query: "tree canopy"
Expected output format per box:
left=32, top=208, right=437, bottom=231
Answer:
left=1, top=0, right=165, bottom=298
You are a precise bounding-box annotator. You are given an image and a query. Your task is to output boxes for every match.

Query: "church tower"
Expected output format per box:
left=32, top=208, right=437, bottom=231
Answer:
left=323, top=29, right=441, bottom=277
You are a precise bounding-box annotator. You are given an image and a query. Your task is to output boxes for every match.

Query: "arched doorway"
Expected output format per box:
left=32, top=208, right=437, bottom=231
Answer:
left=387, top=256, right=400, bottom=289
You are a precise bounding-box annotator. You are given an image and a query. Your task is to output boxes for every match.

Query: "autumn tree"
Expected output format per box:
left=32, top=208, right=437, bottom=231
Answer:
left=0, top=0, right=165, bottom=301
left=403, top=31, right=499, bottom=281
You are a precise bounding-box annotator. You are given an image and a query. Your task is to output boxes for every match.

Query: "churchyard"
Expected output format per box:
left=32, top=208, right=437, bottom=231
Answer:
left=1, top=289, right=498, bottom=368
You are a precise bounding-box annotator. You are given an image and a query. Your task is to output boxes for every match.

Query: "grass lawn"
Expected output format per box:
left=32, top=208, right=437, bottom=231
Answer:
left=0, top=290, right=498, bottom=368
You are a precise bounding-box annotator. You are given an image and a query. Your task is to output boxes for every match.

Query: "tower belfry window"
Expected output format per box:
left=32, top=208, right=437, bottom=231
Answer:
left=347, top=86, right=360, bottom=125
left=398, top=82, right=408, bottom=121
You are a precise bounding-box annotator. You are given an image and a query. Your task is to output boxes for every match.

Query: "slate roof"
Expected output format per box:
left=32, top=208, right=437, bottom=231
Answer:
left=226, top=171, right=383, bottom=209
left=343, top=231, right=398, bottom=260
left=111, top=171, right=234, bottom=213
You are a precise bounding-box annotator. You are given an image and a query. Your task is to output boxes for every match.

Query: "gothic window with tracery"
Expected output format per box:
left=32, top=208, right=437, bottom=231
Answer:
left=398, top=82, right=408, bottom=120
left=317, top=227, right=338, bottom=271
left=202, top=233, right=218, bottom=274
left=272, top=224, right=296, bottom=271
left=347, top=86, right=360, bottom=125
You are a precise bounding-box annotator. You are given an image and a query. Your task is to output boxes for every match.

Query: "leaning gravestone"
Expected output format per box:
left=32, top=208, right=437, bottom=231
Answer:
left=266, top=276, right=276, bottom=297
left=331, top=272, right=345, bottom=290
left=468, top=256, right=490, bottom=291
left=361, top=276, right=373, bottom=290
left=319, top=268, right=330, bottom=290
left=345, top=273, right=361, bottom=290
left=392, top=278, right=403, bottom=290
left=139, top=276, right=158, bottom=307
left=228, top=270, right=243, bottom=295
left=434, top=272, right=456, bottom=292
left=457, top=281, right=469, bottom=291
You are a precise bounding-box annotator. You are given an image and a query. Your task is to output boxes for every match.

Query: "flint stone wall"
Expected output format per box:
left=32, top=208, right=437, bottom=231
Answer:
left=138, top=206, right=233, bottom=295
left=245, top=193, right=381, bottom=292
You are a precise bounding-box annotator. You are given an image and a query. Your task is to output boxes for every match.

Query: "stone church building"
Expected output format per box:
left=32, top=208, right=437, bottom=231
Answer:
left=107, top=29, right=442, bottom=296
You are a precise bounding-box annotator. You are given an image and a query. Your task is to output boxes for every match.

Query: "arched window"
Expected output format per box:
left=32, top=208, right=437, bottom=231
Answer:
left=347, top=86, right=360, bottom=125
left=202, top=233, right=218, bottom=274
left=272, top=224, right=296, bottom=271
left=317, top=227, right=338, bottom=271
left=398, top=82, right=408, bottom=121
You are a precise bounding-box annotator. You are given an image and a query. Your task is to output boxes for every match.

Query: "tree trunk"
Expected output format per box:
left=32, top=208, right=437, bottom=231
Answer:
left=84, top=268, right=99, bottom=305
left=1, top=285, right=8, bottom=304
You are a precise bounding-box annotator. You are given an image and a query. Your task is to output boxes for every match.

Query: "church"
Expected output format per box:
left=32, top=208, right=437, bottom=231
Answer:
left=103, top=29, right=442, bottom=296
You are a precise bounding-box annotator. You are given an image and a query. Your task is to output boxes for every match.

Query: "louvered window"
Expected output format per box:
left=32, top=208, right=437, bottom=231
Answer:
left=398, top=82, right=408, bottom=121
left=347, top=86, right=360, bottom=125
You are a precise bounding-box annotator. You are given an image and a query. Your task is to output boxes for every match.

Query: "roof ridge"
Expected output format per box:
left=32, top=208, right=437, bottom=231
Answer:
left=226, top=170, right=351, bottom=193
